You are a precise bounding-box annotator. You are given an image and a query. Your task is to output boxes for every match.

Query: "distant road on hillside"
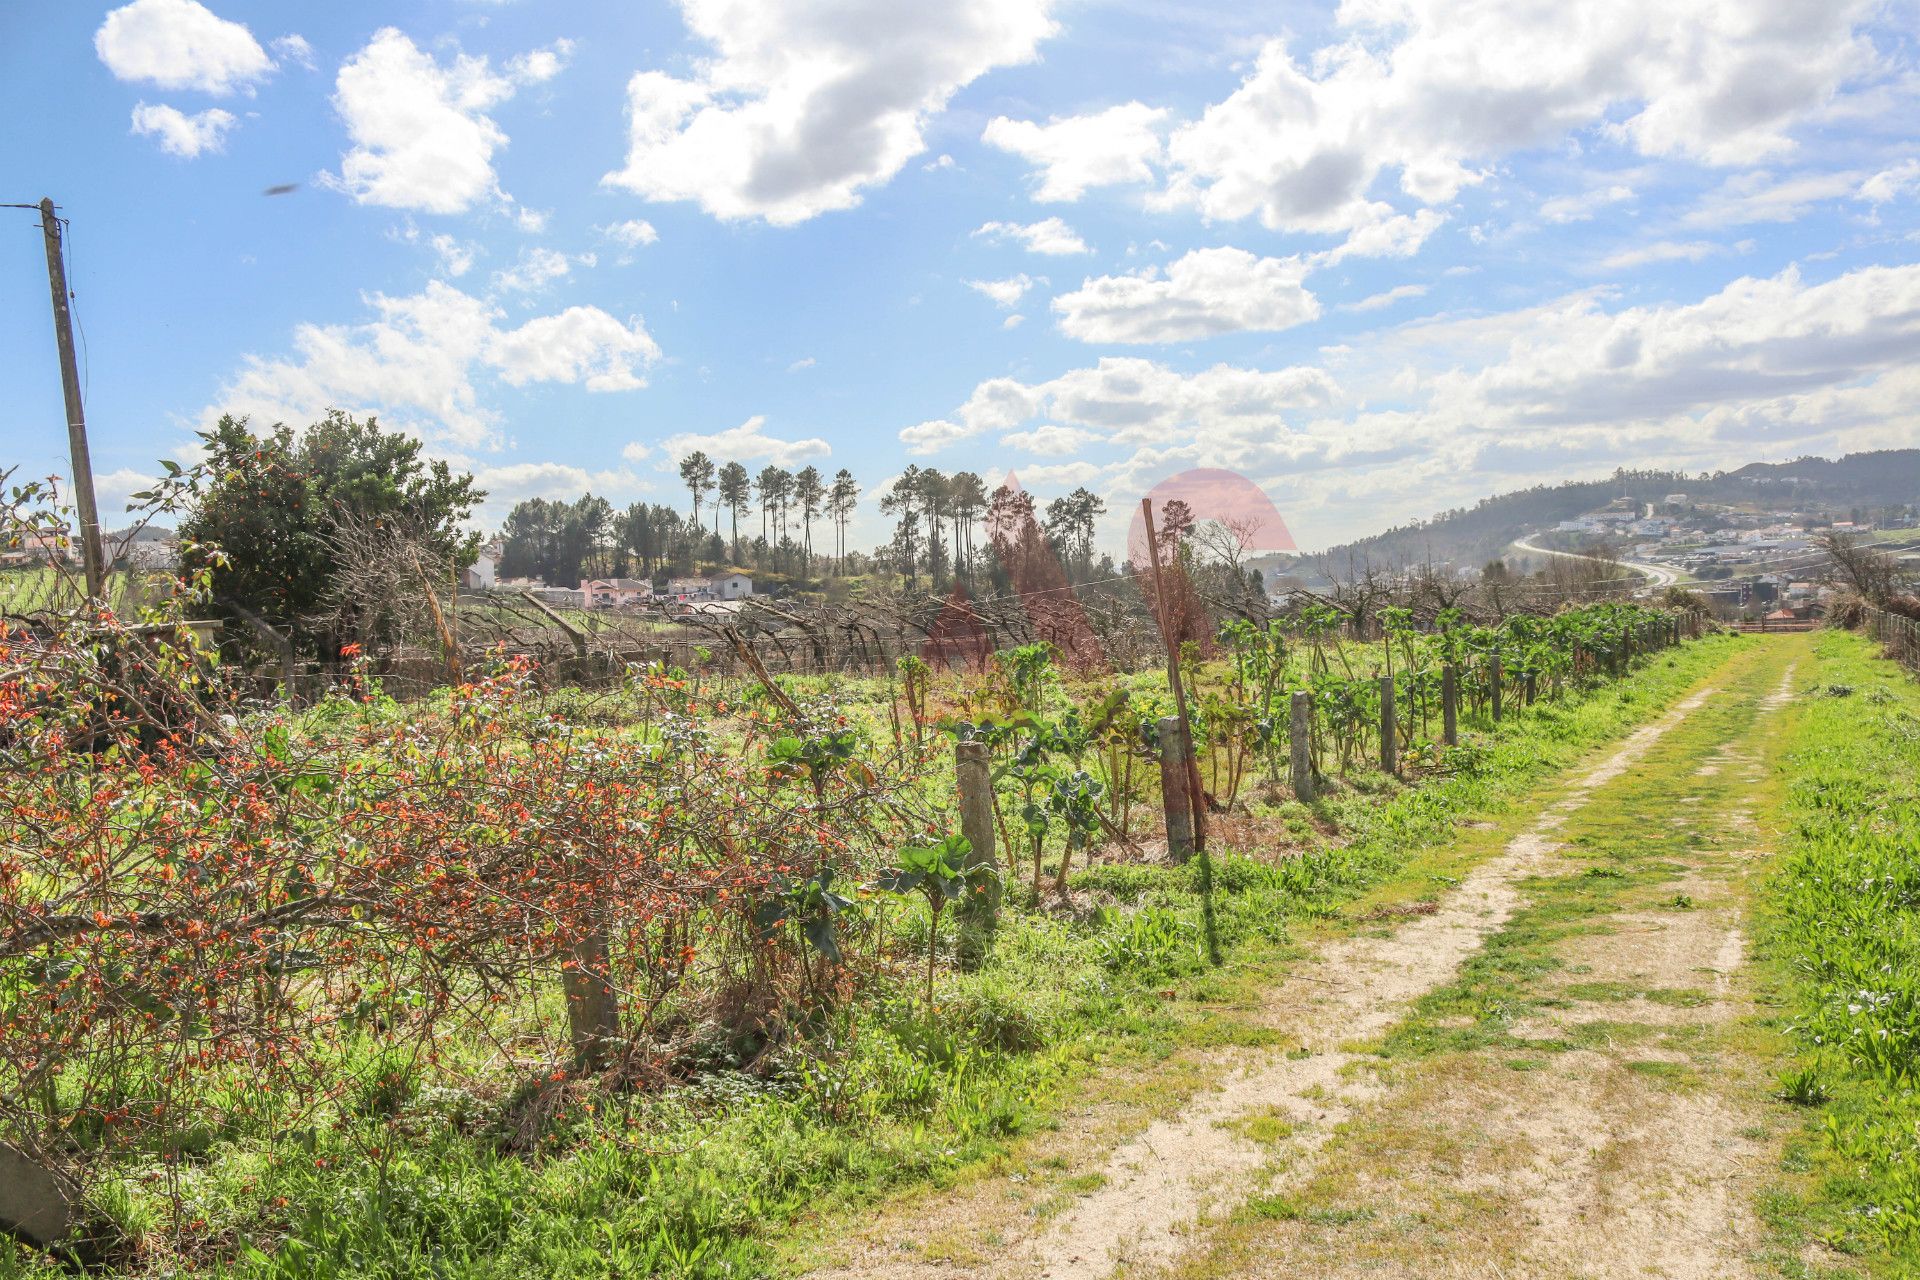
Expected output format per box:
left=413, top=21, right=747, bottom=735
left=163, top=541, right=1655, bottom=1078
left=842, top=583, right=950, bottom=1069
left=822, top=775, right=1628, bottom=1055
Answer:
left=1510, top=535, right=1680, bottom=589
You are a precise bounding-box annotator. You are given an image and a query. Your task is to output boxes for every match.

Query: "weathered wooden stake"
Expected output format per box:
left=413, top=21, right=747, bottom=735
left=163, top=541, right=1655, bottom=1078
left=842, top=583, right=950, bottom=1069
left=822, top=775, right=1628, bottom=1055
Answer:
left=1378, top=675, right=1397, bottom=774
left=1289, top=690, right=1314, bottom=801
left=1157, top=715, right=1196, bottom=863
left=1441, top=663, right=1458, bottom=747
left=562, top=929, right=620, bottom=1072
left=954, top=740, right=1000, bottom=968
left=1490, top=657, right=1504, bottom=724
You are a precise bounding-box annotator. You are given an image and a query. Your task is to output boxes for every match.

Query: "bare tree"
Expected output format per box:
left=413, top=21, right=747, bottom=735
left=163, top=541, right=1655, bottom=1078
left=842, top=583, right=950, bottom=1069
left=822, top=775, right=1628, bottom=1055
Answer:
left=1819, top=529, right=1908, bottom=604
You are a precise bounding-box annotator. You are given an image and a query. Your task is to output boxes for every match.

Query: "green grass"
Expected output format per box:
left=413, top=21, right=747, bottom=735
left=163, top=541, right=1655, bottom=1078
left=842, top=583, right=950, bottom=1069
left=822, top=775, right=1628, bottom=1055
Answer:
left=1747, top=630, right=1920, bottom=1270
left=0, top=636, right=1744, bottom=1280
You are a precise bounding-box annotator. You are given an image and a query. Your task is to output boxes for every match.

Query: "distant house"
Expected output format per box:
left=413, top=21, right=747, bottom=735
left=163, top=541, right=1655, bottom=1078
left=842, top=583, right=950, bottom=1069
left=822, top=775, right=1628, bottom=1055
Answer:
left=582, top=578, right=652, bottom=609
left=5, top=525, right=71, bottom=563
left=664, top=576, right=710, bottom=599
left=461, top=541, right=502, bottom=590
left=708, top=572, right=753, bottom=600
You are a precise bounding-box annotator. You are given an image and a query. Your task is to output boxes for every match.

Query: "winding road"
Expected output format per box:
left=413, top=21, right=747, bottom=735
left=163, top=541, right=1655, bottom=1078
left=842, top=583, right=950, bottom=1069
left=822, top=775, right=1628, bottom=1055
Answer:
left=1511, top=534, right=1680, bottom=589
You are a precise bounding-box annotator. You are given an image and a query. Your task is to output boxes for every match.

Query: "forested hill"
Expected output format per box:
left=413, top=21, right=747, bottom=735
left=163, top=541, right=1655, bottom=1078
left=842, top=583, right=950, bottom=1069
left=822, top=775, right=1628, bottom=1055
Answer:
left=1308, top=450, right=1920, bottom=570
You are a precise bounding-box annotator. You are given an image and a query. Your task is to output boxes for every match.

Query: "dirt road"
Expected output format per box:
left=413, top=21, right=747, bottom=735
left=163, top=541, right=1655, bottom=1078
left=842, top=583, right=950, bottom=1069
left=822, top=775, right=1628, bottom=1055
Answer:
left=806, top=637, right=1810, bottom=1280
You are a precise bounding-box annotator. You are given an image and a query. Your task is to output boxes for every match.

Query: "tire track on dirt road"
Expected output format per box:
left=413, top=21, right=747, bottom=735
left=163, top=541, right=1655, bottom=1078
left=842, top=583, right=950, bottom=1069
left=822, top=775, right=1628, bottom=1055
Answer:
left=810, top=662, right=1745, bottom=1280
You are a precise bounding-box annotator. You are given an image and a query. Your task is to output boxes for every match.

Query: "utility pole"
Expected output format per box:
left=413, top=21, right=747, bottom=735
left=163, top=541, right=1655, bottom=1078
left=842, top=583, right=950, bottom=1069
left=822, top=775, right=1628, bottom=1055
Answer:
left=38, top=198, right=107, bottom=601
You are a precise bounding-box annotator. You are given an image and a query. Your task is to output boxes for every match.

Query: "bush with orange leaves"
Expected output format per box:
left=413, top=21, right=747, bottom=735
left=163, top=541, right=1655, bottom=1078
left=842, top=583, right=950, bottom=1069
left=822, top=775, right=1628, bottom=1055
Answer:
left=0, top=539, right=915, bottom=1192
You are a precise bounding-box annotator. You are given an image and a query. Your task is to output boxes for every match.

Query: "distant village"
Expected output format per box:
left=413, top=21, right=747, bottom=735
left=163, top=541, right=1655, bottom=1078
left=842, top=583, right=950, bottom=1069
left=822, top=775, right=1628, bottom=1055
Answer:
left=457, top=539, right=759, bottom=617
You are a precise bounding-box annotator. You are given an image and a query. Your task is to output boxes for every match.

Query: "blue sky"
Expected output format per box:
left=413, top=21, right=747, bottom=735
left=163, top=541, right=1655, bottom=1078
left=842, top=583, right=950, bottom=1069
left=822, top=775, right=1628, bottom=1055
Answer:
left=3, top=0, right=1918, bottom=551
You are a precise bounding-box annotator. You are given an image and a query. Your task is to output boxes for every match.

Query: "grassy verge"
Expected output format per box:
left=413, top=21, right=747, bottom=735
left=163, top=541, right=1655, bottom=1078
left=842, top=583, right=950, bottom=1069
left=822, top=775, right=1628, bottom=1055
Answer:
left=0, top=637, right=1745, bottom=1280
left=1749, top=630, right=1920, bottom=1274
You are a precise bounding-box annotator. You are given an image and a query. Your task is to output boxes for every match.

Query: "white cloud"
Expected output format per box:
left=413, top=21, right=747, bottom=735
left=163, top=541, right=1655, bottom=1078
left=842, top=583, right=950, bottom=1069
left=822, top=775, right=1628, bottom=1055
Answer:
left=1344, top=283, right=1428, bottom=312
left=972, top=217, right=1090, bottom=255
left=325, top=28, right=567, bottom=214
left=1540, top=183, right=1635, bottom=224
left=513, top=206, right=550, bottom=233
left=505, top=38, right=574, bottom=85
left=1052, top=246, right=1319, bottom=343
left=621, top=442, right=653, bottom=464
left=1001, top=424, right=1097, bottom=456
left=489, top=306, right=657, bottom=391
left=966, top=274, right=1041, bottom=308
left=270, top=33, right=315, bottom=71
left=1002, top=314, right=1025, bottom=330
left=129, top=102, right=236, bottom=157
left=491, top=246, right=577, bottom=292
left=1859, top=159, right=1920, bottom=205
left=899, top=420, right=964, bottom=455
left=656, top=415, right=830, bottom=467
left=603, top=0, right=1059, bottom=224
left=602, top=219, right=659, bottom=248
left=787, top=357, right=816, bottom=372
left=900, top=356, right=1337, bottom=456
left=1683, top=169, right=1867, bottom=227
left=430, top=233, right=476, bottom=277
left=1320, top=209, right=1446, bottom=263
left=208, top=281, right=658, bottom=449
left=982, top=101, right=1167, bottom=201
left=1156, top=1, right=1877, bottom=239
left=1595, top=240, right=1724, bottom=270
left=95, top=0, right=271, bottom=95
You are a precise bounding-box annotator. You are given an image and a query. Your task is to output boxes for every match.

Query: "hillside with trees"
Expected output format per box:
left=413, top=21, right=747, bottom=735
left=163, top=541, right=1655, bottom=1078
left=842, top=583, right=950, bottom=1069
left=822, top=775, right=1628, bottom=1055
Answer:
left=1309, top=450, right=1920, bottom=572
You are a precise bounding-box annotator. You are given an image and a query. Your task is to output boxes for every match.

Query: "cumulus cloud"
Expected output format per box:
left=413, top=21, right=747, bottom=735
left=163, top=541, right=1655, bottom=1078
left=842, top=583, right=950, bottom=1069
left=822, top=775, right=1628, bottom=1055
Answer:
left=325, top=28, right=571, bottom=214
left=208, top=281, right=659, bottom=449
left=972, top=217, right=1090, bottom=255
left=982, top=102, right=1167, bottom=201
left=603, top=0, right=1058, bottom=224
left=129, top=102, right=236, bottom=157
left=489, top=306, right=656, bottom=391
left=656, top=415, right=830, bottom=467
left=966, top=274, right=1041, bottom=308
left=1052, top=246, right=1319, bottom=343
left=491, top=246, right=587, bottom=293
left=1155, top=0, right=1877, bottom=239
left=899, top=357, right=1337, bottom=456
left=1000, top=424, right=1098, bottom=456
left=95, top=0, right=271, bottom=95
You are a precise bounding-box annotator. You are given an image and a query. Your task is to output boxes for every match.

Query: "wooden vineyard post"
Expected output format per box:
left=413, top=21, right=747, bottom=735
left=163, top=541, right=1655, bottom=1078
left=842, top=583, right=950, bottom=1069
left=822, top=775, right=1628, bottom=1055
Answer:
left=1141, top=499, right=1220, bottom=965
left=1490, top=657, right=1504, bottom=724
left=1289, top=690, right=1314, bottom=801
left=1156, top=716, right=1196, bottom=863
left=1379, top=675, right=1397, bottom=775
left=562, top=929, right=620, bottom=1072
left=1441, top=664, right=1458, bottom=747
left=954, top=740, right=1000, bottom=967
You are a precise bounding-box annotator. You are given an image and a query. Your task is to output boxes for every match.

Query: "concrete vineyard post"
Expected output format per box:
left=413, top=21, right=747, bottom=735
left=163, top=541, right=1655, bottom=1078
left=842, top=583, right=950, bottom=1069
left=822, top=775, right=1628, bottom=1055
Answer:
left=562, top=929, right=620, bottom=1072
left=1379, top=675, right=1397, bottom=775
left=954, top=740, right=1000, bottom=968
left=1490, top=657, right=1503, bottom=724
left=1441, top=664, right=1458, bottom=747
left=1289, top=690, right=1313, bottom=801
left=1524, top=669, right=1537, bottom=706
left=1157, top=715, right=1196, bottom=863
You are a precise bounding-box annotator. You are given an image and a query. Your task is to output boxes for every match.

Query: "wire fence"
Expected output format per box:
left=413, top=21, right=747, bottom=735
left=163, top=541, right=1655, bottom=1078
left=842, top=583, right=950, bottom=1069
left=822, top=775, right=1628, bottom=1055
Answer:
left=1862, top=604, right=1920, bottom=675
